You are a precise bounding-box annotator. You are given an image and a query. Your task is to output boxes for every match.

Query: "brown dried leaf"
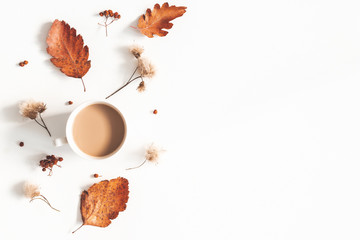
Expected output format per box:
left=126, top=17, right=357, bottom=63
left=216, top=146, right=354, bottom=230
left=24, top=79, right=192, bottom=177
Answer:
left=46, top=19, right=91, bottom=92
left=137, top=2, right=187, bottom=38
left=73, top=177, right=129, bottom=233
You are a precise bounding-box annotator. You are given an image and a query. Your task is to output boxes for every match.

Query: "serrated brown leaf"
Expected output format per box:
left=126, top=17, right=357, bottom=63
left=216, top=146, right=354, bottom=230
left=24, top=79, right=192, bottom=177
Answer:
left=137, top=2, right=187, bottom=38
left=46, top=19, right=91, bottom=92
left=73, top=177, right=129, bottom=233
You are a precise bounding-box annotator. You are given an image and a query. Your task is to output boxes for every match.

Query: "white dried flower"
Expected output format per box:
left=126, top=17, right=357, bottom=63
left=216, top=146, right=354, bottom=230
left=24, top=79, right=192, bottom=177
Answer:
left=23, top=182, right=40, bottom=199
left=145, top=143, right=164, bottom=163
left=130, top=45, right=144, bottom=59
left=23, top=182, right=60, bottom=212
left=138, top=58, right=156, bottom=79
left=126, top=143, right=165, bottom=170
left=137, top=80, right=146, bottom=92
left=19, top=100, right=46, bottom=120
left=18, top=100, right=52, bottom=137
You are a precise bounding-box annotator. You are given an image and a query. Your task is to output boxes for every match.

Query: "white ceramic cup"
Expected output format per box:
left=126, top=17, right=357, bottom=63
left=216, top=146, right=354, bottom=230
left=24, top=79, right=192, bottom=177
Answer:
left=54, top=100, right=127, bottom=160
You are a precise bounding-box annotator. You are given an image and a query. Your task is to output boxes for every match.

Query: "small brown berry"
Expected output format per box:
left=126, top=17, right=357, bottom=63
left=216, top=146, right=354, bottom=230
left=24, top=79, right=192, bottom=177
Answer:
left=94, top=173, right=99, bottom=178
left=99, top=12, right=104, bottom=16
left=46, top=155, right=51, bottom=159
left=109, top=10, right=113, bottom=17
left=19, top=62, right=24, bottom=67
left=24, top=60, right=28, bottom=65
left=42, top=168, right=46, bottom=172
left=153, top=109, right=158, bottom=114
left=104, top=10, right=109, bottom=16
left=58, top=157, right=63, bottom=162
left=68, top=101, right=73, bottom=105
left=19, top=141, right=24, bottom=147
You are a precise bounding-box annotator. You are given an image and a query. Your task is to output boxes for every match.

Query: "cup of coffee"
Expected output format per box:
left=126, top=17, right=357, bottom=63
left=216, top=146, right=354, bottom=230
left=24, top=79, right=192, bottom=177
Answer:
left=54, top=100, right=127, bottom=159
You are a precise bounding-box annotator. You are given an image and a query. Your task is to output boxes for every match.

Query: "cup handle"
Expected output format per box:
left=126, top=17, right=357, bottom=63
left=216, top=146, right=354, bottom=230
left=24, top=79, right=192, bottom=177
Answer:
left=53, top=137, right=68, bottom=147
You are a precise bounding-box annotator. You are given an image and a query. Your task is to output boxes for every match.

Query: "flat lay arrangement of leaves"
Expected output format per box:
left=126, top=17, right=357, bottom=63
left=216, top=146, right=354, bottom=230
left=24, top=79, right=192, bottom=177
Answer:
left=17, top=2, right=185, bottom=233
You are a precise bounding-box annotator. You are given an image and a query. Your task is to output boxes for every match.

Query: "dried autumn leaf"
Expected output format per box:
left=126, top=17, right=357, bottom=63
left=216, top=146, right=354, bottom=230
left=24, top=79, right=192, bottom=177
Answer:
left=47, top=19, right=91, bottom=92
left=73, top=177, right=129, bottom=233
left=137, top=2, right=187, bottom=38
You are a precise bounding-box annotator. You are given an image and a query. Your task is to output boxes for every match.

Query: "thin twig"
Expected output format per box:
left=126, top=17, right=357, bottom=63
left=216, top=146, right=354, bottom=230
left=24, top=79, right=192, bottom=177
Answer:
left=72, top=224, right=84, bottom=234
left=107, top=19, right=116, bottom=26
left=105, top=66, right=139, bottom=99
left=128, top=67, right=139, bottom=82
left=30, top=195, right=60, bottom=212
left=126, top=159, right=147, bottom=170
left=39, top=114, right=52, bottom=137
left=105, top=75, right=142, bottom=99
left=34, top=119, right=45, bottom=128
left=80, top=77, right=86, bottom=92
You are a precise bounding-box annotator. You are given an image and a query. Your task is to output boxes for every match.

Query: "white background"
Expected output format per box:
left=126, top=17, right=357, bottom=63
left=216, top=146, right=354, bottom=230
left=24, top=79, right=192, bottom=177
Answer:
left=1, top=0, right=360, bottom=239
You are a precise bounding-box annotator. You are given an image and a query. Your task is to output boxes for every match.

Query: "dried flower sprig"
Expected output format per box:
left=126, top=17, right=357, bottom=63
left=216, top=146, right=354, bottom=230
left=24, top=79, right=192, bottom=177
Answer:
left=105, top=45, right=156, bottom=99
left=19, top=100, right=52, bottom=137
left=98, top=10, right=121, bottom=37
left=23, top=182, right=60, bottom=212
left=126, top=143, right=164, bottom=170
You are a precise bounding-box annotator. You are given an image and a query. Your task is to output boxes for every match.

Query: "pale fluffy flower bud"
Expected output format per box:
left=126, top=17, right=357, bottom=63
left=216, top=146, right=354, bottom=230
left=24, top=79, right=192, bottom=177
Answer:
left=23, top=182, right=40, bottom=199
left=19, top=100, right=47, bottom=119
left=137, top=58, right=156, bottom=79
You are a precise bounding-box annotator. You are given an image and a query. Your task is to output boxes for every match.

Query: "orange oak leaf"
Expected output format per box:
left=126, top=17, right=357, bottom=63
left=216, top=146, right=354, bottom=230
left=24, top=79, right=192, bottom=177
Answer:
left=46, top=19, right=91, bottom=92
left=73, top=177, right=129, bottom=233
left=137, top=2, right=187, bottom=38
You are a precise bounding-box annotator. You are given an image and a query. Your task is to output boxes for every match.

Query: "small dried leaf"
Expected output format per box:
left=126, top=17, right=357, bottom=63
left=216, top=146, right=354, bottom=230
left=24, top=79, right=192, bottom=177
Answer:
left=137, top=2, right=187, bottom=38
left=46, top=19, right=91, bottom=91
left=78, top=177, right=129, bottom=230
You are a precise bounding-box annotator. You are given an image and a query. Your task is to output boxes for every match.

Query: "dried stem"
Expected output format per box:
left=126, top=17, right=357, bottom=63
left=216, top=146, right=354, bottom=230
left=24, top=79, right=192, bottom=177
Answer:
left=30, top=195, right=60, bottom=212
left=126, top=159, right=147, bottom=170
left=34, top=119, right=45, bottom=128
left=105, top=67, right=141, bottom=99
left=80, top=77, right=86, bottom=92
left=72, top=224, right=84, bottom=234
left=98, top=17, right=116, bottom=37
left=34, top=115, right=52, bottom=137
left=39, top=114, right=52, bottom=137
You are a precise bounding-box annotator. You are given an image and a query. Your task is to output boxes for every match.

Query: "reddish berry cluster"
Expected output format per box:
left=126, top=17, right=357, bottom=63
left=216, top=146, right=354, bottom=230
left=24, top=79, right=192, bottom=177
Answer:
left=39, top=155, right=63, bottom=176
left=99, top=10, right=121, bottom=19
left=19, top=60, right=28, bottom=67
left=98, top=9, right=121, bottom=37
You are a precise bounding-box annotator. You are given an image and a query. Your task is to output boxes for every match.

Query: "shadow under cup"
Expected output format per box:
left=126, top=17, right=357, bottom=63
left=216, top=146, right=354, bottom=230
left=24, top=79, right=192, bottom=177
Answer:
left=67, top=102, right=126, bottom=159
